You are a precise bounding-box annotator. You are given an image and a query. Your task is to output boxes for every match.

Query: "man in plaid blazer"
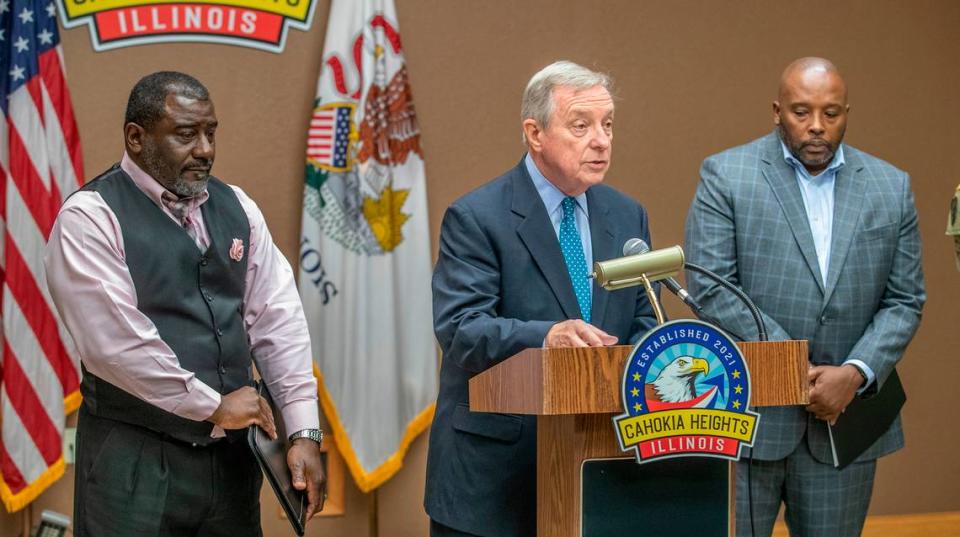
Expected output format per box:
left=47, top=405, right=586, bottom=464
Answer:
left=684, top=57, right=925, bottom=536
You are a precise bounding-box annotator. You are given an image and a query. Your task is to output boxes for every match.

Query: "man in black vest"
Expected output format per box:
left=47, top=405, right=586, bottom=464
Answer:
left=45, top=72, right=325, bottom=536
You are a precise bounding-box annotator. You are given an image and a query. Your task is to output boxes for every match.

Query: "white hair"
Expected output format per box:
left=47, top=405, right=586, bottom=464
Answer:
left=521, top=61, right=613, bottom=144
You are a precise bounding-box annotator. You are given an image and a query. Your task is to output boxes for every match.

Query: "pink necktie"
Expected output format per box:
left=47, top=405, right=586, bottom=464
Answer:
left=161, top=195, right=208, bottom=251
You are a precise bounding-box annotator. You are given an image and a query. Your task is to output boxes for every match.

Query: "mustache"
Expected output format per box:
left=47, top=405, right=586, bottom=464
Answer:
left=182, top=160, right=213, bottom=171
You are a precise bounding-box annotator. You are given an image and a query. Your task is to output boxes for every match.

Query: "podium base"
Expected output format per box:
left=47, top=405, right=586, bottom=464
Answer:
left=581, top=457, right=732, bottom=537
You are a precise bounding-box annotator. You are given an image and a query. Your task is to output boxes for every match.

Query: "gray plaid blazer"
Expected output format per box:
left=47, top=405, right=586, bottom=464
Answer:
left=684, top=131, right=925, bottom=462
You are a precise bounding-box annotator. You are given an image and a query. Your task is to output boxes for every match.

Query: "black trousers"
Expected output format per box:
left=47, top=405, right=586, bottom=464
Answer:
left=430, top=519, right=484, bottom=537
left=74, top=407, right=263, bottom=537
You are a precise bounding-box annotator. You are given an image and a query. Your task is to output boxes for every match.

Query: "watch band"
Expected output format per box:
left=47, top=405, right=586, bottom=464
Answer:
left=288, top=428, right=324, bottom=445
left=849, top=363, right=868, bottom=385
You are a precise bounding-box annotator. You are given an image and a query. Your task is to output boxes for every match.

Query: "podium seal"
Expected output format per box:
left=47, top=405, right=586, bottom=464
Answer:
left=613, top=320, right=759, bottom=463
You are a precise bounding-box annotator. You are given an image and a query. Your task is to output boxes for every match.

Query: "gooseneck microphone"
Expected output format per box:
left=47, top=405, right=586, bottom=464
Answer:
left=590, top=239, right=762, bottom=341
left=623, top=239, right=702, bottom=313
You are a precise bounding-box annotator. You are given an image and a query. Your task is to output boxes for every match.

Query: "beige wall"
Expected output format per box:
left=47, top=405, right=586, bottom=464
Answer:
left=3, top=0, right=960, bottom=535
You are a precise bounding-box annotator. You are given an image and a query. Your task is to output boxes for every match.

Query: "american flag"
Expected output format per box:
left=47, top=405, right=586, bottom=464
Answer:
left=0, top=0, right=83, bottom=512
left=306, top=103, right=352, bottom=172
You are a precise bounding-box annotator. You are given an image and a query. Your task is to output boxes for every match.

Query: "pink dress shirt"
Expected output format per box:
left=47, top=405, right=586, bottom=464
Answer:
left=44, top=154, right=319, bottom=437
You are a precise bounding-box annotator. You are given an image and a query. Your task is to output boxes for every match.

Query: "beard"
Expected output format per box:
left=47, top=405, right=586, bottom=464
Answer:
left=170, top=173, right=209, bottom=198
left=140, top=144, right=212, bottom=198
left=779, top=125, right=843, bottom=171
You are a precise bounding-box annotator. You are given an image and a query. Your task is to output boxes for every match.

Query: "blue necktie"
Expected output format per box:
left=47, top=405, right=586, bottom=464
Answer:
left=559, top=197, right=591, bottom=322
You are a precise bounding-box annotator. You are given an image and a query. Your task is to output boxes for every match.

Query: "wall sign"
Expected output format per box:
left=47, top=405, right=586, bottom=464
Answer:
left=58, top=0, right=317, bottom=52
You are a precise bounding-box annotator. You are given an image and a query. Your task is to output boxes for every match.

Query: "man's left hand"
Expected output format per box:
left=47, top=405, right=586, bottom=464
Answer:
left=287, top=438, right=327, bottom=521
left=806, top=364, right=864, bottom=425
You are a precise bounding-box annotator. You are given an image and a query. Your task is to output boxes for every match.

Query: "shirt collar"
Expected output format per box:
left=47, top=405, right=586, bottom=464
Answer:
left=524, top=153, right=588, bottom=216
left=780, top=140, right=846, bottom=181
left=120, top=152, right=209, bottom=210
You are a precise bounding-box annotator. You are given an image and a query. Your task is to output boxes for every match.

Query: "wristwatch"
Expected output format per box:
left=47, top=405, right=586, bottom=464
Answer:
left=848, top=364, right=868, bottom=386
left=288, top=428, right=324, bottom=445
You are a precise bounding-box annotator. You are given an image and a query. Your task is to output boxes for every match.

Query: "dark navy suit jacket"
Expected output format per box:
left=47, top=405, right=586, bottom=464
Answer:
left=424, top=159, right=658, bottom=536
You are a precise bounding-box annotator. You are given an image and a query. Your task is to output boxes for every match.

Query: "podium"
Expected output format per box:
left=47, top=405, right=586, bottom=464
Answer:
left=468, top=341, right=809, bottom=537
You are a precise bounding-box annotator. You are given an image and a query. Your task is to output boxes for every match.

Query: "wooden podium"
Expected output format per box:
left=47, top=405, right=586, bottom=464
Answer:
left=469, top=341, right=809, bottom=537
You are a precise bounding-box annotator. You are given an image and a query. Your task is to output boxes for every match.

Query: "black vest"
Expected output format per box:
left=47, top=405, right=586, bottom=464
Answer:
left=78, top=165, right=253, bottom=445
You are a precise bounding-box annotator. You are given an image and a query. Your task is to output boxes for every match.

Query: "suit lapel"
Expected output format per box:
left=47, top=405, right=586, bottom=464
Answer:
left=586, top=188, right=616, bottom=328
left=511, top=164, right=582, bottom=320
left=760, top=133, right=825, bottom=293
left=822, top=154, right=865, bottom=306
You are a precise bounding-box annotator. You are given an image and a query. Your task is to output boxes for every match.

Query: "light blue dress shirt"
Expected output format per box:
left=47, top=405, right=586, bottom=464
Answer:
left=780, top=142, right=874, bottom=391
left=781, top=142, right=844, bottom=284
left=524, top=153, right=593, bottom=303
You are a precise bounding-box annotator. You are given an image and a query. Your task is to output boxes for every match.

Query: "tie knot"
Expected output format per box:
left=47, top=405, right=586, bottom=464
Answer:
left=562, top=196, right=577, bottom=216
left=161, top=193, right=192, bottom=224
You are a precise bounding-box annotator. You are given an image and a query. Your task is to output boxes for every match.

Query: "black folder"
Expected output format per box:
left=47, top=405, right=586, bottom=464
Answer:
left=827, top=369, right=906, bottom=469
left=248, top=382, right=308, bottom=536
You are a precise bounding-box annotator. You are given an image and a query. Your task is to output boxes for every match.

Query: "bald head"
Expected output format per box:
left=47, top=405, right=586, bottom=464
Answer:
left=773, top=57, right=850, bottom=175
left=778, top=57, right=847, bottom=102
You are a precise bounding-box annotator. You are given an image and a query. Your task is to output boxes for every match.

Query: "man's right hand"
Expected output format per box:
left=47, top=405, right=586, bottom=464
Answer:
left=545, top=319, right=618, bottom=347
left=208, top=386, right=277, bottom=440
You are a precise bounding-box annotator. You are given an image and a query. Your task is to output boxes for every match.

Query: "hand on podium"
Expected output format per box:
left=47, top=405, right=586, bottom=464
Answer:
left=545, top=319, right=618, bottom=348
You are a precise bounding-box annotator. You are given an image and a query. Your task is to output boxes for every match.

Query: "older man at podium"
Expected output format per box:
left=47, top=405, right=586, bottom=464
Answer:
left=424, top=61, right=659, bottom=536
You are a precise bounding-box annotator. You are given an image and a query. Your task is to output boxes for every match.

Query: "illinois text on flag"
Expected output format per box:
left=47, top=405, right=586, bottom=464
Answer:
left=0, top=0, right=84, bottom=512
left=298, top=0, right=437, bottom=492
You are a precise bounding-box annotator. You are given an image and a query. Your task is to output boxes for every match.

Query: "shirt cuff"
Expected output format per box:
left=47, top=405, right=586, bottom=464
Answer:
left=281, top=399, right=321, bottom=438
left=843, top=359, right=875, bottom=395
left=174, top=378, right=223, bottom=422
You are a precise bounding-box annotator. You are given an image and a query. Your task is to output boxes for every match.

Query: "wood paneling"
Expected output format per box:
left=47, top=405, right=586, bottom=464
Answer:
left=536, top=414, right=622, bottom=537
left=478, top=341, right=806, bottom=537
left=738, top=341, right=811, bottom=406
left=536, top=414, right=738, bottom=537
left=470, top=341, right=808, bottom=414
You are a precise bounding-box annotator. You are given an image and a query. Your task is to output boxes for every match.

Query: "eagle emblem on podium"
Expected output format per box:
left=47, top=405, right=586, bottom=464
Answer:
left=614, top=320, right=760, bottom=464
left=644, top=356, right=718, bottom=411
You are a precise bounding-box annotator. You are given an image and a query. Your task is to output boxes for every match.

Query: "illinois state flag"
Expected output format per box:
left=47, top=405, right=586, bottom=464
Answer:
left=0, top=0, right=84, bottom=512
left=298, top=0, right=437, bottom=491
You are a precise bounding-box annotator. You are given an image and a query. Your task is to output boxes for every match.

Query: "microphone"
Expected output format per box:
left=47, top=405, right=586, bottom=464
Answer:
left=591, top=242, right=684, bottom=291
left=623, top=239, right=702, bottom=312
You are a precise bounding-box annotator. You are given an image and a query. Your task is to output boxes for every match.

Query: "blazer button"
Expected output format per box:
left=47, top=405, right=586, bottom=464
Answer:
left=216, top=328, right=223, bottom=337
left=819, top=315, right=829, bottom=325
left=219, top=365, right=226, bottom=374
left=206, top=294, right=214, bottom=302
left=200, top=257, right=208, bottom=266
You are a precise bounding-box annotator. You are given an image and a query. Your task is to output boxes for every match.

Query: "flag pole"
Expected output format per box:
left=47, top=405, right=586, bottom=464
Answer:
left=369, top=488, right=379, bottom=537
left=22, top=503, right=32, bottom=536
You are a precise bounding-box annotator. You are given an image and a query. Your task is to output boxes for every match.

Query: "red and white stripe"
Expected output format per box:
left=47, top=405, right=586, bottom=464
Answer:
left=306, top=109, right=337, bottom=161
left=0, top=44, right=83, bottom=513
